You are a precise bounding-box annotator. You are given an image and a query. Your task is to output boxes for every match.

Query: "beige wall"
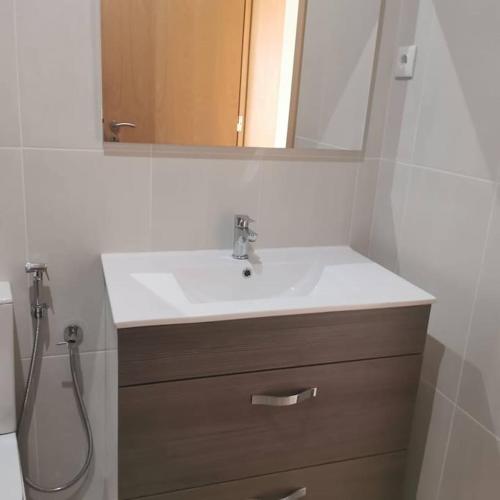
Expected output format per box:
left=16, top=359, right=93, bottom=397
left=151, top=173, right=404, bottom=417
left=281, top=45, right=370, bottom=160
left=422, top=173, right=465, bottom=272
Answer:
left=0, top=0, right=403, bottom=498
left=368, top=0, right=500, bottom=498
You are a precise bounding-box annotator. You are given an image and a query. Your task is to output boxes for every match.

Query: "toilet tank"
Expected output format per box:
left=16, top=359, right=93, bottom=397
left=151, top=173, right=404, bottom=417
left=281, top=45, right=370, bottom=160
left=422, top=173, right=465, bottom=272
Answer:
left=0, top=282, right=15, bottom=435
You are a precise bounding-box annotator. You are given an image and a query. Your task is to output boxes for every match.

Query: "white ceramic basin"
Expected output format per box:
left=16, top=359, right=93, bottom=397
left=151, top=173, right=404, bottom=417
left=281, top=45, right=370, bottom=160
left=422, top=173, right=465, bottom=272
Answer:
left=143, top=256, right=323, bottom=304
left=102, top=246, right=434, bottom=328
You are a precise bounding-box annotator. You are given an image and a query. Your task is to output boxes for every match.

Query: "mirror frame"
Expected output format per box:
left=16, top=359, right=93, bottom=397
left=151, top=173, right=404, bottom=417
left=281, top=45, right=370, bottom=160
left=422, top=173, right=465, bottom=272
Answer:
left=101, top=0, right=385, bottom=161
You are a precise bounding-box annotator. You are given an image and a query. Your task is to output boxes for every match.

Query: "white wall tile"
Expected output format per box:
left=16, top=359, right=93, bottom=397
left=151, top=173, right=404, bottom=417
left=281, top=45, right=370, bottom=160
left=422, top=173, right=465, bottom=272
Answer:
left=0, top=149, right=31, bottom=361
left=364, top=0, right=403, bottom=157
left=0, top=0, right=21, bottom=146
left=259, top=161, right=357, bottom=248
left=404, top=382, right=455, bottom=500
left=412, top=0, right=500, bottom=180
left=398, top=167, right=495, bottom=399
left=458, top=187, right=500, bottom=436
left=17, top=358, right=40, bottom=486
left=439, top=409, right=500, bottom=500
left=382, top=0, right=435, bottom=162
left=369, top=0, right=500, bottom=495
left=23, top=149, right=151, bottom=355
left=16, top=0, right=102, bottom=149
left=152, top=157, right=261, bottom=251
left=103, top=347, right=118, bottom=500
left=350, top=159, right=379, bottom=255
left=369, top=160, right=412, bottom=272
left=26, top=351, right=109, bottom=500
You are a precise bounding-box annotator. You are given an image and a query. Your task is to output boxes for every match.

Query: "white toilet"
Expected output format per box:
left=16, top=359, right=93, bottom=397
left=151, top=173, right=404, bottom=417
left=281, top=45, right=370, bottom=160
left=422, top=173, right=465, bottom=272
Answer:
left=0, top=282, right=26, bottom=499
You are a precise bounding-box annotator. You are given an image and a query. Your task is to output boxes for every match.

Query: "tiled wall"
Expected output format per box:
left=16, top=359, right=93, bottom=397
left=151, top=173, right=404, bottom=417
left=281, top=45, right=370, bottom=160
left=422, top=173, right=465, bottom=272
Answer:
left=369, top=0, right=500, bottom=498
left=0, top=0, right=403, bottom=499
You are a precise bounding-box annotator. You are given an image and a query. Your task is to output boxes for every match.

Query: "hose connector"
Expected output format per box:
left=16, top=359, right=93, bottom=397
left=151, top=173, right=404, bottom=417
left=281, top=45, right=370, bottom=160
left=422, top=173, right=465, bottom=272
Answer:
left=25, top=262, right=49, bottom=283
left=31, top=303, right=48, bottom=320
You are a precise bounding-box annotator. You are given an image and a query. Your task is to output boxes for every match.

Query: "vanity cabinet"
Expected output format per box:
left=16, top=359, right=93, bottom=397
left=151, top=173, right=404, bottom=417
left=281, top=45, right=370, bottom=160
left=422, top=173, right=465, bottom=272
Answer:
left=117, top=306, right=430, bottom=500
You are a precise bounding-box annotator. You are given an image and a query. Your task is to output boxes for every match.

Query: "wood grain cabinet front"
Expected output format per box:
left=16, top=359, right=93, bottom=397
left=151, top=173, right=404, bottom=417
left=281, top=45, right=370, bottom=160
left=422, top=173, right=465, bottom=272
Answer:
left=118, top=306, right=430, bottom=386
left=132, top=452, right=407, bottom=500
left=118, top=305, right=430, bottom=499
left=119, top=356, right=421, bottom=498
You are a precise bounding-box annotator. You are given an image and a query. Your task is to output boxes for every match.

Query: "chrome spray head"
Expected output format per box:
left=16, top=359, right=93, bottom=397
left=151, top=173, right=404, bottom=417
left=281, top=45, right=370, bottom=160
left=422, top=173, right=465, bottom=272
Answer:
left=25, top=262, right=49, bottom=282
left=25, top=262, right=49, bottom=318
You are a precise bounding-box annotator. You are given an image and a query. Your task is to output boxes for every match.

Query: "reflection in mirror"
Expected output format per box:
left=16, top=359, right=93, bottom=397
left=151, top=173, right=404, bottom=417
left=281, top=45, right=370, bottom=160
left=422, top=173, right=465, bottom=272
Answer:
left=296, top=0, right=382, bottom=150
left=101, top=0, right=382, bottom=151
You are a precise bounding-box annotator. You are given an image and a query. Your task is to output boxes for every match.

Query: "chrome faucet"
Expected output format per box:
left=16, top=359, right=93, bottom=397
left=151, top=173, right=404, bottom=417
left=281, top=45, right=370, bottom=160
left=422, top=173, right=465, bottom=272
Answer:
left=233, top=215, right=257, bottom=260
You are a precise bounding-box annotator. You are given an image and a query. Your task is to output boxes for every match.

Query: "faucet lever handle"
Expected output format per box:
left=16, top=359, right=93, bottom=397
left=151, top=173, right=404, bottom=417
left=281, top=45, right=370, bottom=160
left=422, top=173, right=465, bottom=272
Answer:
left=235, top=214, right=255, bottom=229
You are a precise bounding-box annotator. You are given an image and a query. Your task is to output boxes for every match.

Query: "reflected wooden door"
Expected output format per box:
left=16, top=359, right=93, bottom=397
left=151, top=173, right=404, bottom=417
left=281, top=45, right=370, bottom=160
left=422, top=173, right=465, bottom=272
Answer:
left=102, top=0, right=247, bottom=145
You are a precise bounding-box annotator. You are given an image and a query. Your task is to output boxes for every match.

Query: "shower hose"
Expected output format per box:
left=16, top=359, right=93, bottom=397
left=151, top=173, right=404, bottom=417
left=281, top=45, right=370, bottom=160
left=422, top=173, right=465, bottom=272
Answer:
left=17, top=308, right=94, bottom=493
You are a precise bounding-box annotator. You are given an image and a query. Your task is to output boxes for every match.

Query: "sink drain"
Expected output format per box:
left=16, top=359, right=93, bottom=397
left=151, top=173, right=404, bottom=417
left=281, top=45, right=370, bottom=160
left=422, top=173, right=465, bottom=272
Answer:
left=242, top=268, right=252, bottom=279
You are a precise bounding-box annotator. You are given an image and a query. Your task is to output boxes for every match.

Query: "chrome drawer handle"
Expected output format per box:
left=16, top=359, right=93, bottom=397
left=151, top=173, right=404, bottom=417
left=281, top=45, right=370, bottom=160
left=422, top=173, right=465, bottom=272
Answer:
left=251, top=487, right=307, bottom=500
left=251, top=388, right=318, bottom=407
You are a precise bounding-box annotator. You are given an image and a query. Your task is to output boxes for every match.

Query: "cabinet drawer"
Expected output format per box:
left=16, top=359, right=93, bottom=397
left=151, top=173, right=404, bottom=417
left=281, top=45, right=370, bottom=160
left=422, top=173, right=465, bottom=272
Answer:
left=118, top=305, right=430, bottom=385
left=135, top=452, right=406, bottom=500
left=119, top=356, right=420, bottom=498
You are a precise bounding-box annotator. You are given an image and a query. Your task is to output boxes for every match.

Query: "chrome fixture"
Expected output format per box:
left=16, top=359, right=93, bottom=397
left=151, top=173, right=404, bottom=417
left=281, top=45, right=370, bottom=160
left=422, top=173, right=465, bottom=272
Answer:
left=110, top=120, right=136, bottom=142
left=57, top=324, right=83, bottom=347
left=25, top=262, right=50, bottom=280
left=242, top=267, right=252, bottom=279
left=251, top=487, right=307, bottom=500
left=251, top=387, right=318, bottom=407
left=232, top=214, right=257, bottom=260
left=25, top=262, right=49, bottom=319
left=18, top=264, right=94, bottom=493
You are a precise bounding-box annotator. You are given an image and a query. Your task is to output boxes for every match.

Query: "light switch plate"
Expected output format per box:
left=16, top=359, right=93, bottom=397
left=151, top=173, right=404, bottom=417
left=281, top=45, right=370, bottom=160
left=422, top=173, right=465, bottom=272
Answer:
left=395, top=45, right=417, bottom=79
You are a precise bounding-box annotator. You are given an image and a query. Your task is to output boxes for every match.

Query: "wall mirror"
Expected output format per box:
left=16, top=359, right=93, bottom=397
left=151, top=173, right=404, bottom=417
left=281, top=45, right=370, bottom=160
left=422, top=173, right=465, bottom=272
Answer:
left=101, top=0, right=382, bottom=151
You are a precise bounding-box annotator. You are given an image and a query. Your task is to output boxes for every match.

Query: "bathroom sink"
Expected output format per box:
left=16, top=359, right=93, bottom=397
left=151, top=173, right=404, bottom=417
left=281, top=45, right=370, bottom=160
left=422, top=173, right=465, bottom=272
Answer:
left=102, top=246, right=434, bottom=328
left=136, top=256, right=321, bottom=304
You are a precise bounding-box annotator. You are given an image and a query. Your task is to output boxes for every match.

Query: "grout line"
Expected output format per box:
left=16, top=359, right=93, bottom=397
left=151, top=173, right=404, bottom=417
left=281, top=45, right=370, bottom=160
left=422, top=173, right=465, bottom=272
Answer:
left=420, top=378, right=461, bottom=413
left=148, top=151, right=153, bottom=249
left=395, top=160, right=414, bottom=268
left=22, top=146, right=105, bottom=153
left=419, top=377, right=500, bottom=498
left=377, top=7, right=403, bottom=161
left=396, top=159, right=497, bottom=185
left=424, top=383, right=455, bottom=500
left=409, top=5, right=437, bottom=162
left=12, top=0, right=30, bottom=266
left=433, top=385, right=457, bottom=408
left=433, top=187, right=497, bottom=498
left=367, top=158, right=383, bottom=258
left=453, top=185, right=497, bottom=404
left=12, top=0, right=41, bottom=481
left=255, top=159, right=265, bottom=246
left=12, top=0, right=23, bottom=149
left=13, top=0, right=34, bottom=403
left=20, top=348, right=110, bottom=363
left=378, top=154, right=499, bottom=186
left=455, top=405, right=500, bottom=442
left=347, top=163, right=362, bottom=245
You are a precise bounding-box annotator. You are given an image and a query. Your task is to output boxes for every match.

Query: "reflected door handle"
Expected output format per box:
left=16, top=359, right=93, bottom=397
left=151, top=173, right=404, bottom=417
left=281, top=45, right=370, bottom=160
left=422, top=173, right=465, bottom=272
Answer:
left=251, top=487, right=307, bottom=500
left=110, top=121, right=137, bottom=133
left=251, top=388, right=318, bottom=407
